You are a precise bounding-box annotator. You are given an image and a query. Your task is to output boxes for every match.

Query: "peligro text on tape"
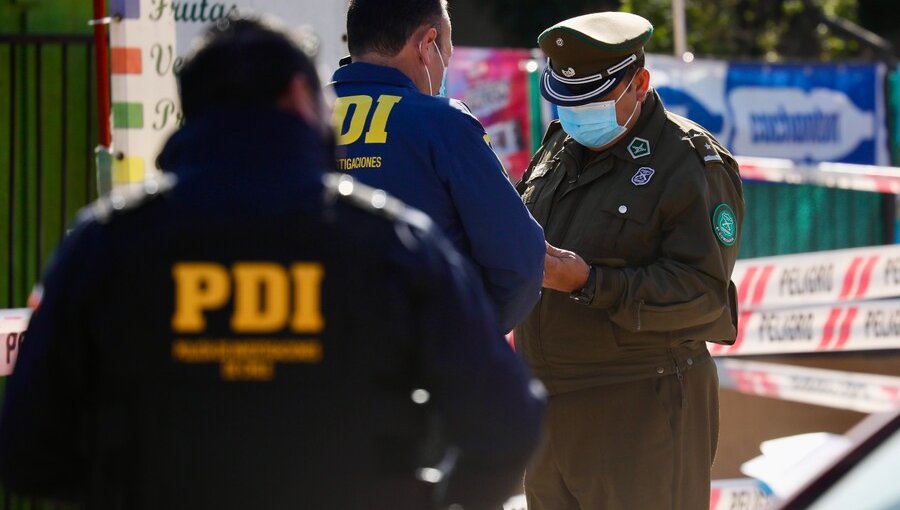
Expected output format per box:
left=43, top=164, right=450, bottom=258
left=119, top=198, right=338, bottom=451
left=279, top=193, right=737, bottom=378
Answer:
left=708, top=298, right=900, bottom=356
left=737, top=155, right=900, bottom=194
left=1, top=309, right=32, bottom=377
left=709, top=478, right=772, bottom=510
left=716, top=359, right=900, bottom=414
left=733, top=244, right=900, bottom=312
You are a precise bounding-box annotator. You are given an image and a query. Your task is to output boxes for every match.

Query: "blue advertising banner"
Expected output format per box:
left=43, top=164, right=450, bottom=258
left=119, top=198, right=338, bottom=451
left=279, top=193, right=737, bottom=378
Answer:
left=646, top=55, right=888, bottom=165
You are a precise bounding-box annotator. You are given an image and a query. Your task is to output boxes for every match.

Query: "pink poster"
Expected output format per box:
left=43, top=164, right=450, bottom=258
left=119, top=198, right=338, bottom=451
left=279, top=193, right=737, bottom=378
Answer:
left=447, top=48, right=534, bottom=181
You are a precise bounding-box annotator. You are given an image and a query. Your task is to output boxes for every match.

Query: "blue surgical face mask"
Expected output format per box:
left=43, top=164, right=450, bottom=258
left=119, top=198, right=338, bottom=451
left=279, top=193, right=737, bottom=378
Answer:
left=422, top=40, right=448, bottom=97
left=557, top=74, right=639, bottom=148
left=434, top=41, right=448, bottom=97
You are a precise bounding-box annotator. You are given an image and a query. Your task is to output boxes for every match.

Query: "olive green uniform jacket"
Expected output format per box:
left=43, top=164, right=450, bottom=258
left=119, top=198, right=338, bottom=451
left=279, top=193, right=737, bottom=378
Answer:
left=514, top=90, right=743, bottom=396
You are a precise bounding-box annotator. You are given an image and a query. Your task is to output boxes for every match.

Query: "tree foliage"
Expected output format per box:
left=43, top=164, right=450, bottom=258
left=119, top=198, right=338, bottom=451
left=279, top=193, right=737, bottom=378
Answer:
left=487, top=0, right=863, bottom=61
left=486, top=0, right=621, bottom=48
left=620, top=0, right=859, bottom=60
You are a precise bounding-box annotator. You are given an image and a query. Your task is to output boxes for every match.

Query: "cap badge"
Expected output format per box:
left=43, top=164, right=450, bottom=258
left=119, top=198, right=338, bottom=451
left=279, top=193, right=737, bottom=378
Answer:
left=631, top=167, right=655, bottom=186
left=627, top=137, right=651, bottom=159
left=556, top=37, right=564, bottom=47
left=562, top=67, right=576, bottom=78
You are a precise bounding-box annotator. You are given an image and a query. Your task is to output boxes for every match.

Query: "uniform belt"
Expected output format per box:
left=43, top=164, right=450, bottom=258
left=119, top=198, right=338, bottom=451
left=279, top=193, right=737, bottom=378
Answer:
left=652, top=342, right=711, bottom=378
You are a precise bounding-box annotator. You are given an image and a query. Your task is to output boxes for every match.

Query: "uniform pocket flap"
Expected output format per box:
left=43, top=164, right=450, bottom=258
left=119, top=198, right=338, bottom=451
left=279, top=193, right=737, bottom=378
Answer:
left=633, top=294, right=715, bottom=332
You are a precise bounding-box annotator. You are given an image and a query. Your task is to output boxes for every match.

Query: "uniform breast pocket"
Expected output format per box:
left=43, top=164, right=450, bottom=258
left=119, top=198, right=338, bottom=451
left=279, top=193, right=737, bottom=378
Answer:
left=577, top=197, right=658, bottom=262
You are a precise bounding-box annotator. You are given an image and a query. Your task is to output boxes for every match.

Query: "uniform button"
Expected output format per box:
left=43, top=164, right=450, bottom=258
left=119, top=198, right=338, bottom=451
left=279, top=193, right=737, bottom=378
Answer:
left=687, top=358, right=694, bottom=366
left=656, top=367, right=664, bottom=374
left=618, top=205, right=628, bottom=214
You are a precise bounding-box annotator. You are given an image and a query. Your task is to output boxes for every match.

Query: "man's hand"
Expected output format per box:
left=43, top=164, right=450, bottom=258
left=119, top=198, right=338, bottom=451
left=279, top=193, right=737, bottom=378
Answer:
left=543, top=242, right=590, bottom=293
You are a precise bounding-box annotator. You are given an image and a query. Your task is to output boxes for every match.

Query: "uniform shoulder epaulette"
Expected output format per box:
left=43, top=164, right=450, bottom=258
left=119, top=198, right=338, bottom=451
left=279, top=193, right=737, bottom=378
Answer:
left=448, top=98, right=478, bottom=120
left=685, top=131, right=724, bottom=166
left=669, top=113, right=734, bottom=170
left=322, top=173, right=432, bottom=232
left=682, top=129, right=741, bottom=187
left=79, top=173, right=177, bottom=224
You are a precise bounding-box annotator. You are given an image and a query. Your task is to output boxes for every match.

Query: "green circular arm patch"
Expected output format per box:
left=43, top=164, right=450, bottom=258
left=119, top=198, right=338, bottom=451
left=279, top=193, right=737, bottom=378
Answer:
left=712, top=203, right=737, bottom=246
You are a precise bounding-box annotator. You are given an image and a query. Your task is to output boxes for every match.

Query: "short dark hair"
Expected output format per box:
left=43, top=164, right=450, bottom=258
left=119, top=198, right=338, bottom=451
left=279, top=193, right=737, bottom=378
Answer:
left=346, top=0, right=447, bottom=57
left=177, top=16, right=321, bottom=119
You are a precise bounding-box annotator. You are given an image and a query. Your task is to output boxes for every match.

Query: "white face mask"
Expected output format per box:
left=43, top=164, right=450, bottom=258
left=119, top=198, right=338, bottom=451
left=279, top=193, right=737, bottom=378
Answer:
left=557, top=72, right=640, bottom=148
left=421, top=40, right=448, bottom=97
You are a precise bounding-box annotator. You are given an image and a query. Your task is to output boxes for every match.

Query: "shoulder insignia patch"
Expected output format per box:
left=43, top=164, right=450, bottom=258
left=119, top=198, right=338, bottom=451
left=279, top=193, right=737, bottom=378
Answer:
left=449, top=98, right=477, bottom=119
left=689, top=133, right=726, bottom=167
left=627, top=137, right=651, bottom=159
left=631, top=167, right=655, bottom=186
left=712, top=203, right=737, bottom=246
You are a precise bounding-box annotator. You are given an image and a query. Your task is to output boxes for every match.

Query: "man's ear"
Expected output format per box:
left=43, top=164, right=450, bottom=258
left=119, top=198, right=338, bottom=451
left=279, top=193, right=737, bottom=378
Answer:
left=413, top=26, right=438, bottom=64
left=636, top=68, right=651, bottom=102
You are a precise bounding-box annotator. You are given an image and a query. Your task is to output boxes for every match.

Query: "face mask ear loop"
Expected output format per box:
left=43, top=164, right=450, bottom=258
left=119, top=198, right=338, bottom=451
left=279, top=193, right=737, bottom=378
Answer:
left=621, top=95, right=640, bottom=129
left=614, top=71, right=639, bottom=104
left=419, top=42, right=434, bottom=96
left=616, top=73, right=640, bottom=127
left=433, top=40, right=445, bottom=69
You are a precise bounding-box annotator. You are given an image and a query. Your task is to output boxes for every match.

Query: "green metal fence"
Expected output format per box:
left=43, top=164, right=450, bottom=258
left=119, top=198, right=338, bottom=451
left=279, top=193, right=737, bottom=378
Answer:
left=740, top=182, right=893, bottom=258
left=1, top=33, right=96, bottom=510
left=1, top=34, right=98, bottom=310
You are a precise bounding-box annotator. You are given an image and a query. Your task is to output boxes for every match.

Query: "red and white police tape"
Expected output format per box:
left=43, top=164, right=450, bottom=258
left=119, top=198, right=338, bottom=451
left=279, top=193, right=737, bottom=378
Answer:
left=503, top=494, right=526, bottom=510
left=716, top=358, right=900, bottom=413
left=0, top=308, right=30, bottom=377
left=502, top=478, right=772, bottom=510
left=732, top=244, right=900, bottom=312
left=737, top=156, right=900, bottom=194
left=709, top=478, right=772, bottom=510
left=709, top=297, right=900, bottom=356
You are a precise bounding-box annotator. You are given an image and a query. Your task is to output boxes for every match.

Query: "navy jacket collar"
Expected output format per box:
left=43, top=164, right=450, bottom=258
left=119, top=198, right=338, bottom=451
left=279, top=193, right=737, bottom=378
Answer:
left=330, top=62, right=419, bottom=91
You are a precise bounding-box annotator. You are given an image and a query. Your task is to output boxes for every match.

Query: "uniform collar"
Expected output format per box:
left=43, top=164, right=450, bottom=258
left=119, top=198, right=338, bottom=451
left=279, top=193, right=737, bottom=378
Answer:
left=552, top=90, right=666, bottom=188
left=329, top=62, right=419, bottom=91
left=608, top=88, right=667, bottom=164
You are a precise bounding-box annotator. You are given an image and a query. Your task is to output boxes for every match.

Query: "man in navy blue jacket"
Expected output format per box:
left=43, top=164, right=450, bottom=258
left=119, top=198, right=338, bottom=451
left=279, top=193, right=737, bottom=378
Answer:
left=331, top=0, right=545, bottom=333
left=0, top=17, right=543, bottom=510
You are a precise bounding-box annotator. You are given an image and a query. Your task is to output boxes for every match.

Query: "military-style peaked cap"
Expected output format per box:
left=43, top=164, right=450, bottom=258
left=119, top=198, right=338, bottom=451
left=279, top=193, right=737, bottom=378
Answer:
left=538, top=12, right=653, bottom=107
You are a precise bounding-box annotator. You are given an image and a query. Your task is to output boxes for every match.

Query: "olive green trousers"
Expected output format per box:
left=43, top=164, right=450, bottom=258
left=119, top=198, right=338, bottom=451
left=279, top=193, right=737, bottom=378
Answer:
left=525, top=359, right=719, bottom=510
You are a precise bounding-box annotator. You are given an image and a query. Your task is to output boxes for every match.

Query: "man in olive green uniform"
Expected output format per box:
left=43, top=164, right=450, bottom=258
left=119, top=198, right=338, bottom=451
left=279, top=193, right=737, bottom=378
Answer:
left=515, top=12, right=743, bottom=510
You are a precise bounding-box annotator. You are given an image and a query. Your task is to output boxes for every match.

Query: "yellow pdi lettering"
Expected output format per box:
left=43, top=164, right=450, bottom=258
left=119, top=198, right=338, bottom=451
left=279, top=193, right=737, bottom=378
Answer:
left=171, top=263, right=230, bottom=333
left=171, top=262, right=326, bottom=334
left=364, top=95, right=402, bottom=143
left=231, top=263, right=290, bottom=333
left=333, top=94, right=402, bottom=146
